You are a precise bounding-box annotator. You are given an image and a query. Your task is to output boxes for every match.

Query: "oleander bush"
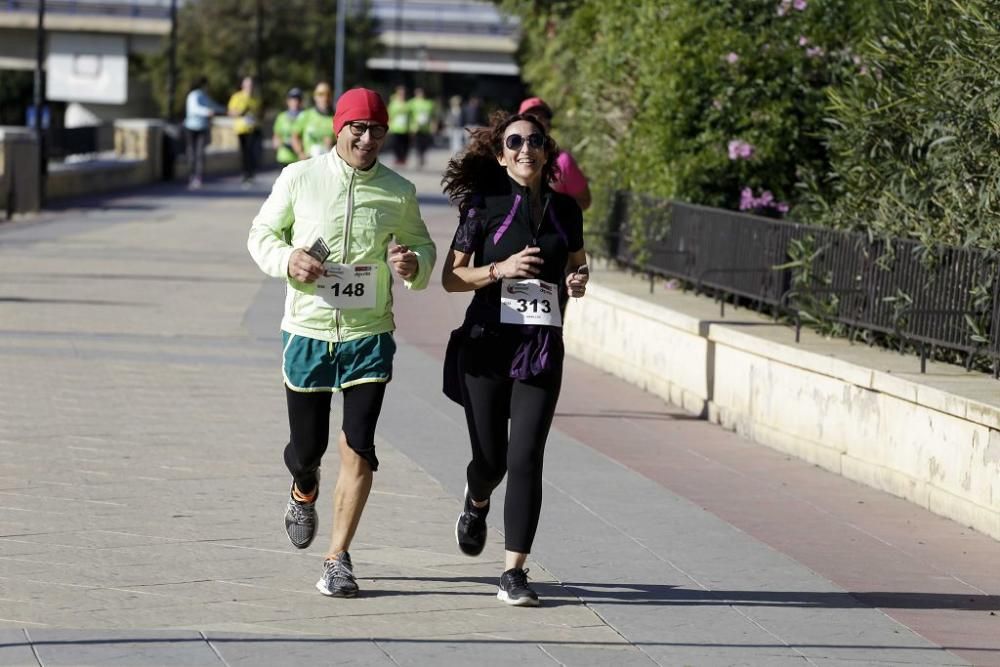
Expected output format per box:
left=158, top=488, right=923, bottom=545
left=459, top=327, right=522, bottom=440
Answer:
left=800, top=0, right=1000, bottom=252
left=502, top=0, right=881, bottom=249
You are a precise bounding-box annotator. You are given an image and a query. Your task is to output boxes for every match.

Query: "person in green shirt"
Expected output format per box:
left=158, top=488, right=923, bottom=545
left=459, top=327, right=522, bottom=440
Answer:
left=292, top=82, right=335, bottom=159
left=407, top=87, right=436, bottom=168
left=272, top=87, right=303, bottom=166
left=387, top=85, right=410, bottom=166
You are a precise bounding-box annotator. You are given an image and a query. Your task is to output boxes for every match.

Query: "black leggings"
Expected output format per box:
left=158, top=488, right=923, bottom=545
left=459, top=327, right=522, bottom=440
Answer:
left=238, top=132, right=258, bottom=179
left=283, top=383, right=386, bottom=494
left=458, top=344, right=562, bottom=553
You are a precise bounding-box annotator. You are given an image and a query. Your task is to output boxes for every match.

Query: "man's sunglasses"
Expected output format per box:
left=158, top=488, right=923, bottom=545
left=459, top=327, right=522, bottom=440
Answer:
left=504, top=133, right=545, bottom=151
left=347, top=122, right=388, bottom=139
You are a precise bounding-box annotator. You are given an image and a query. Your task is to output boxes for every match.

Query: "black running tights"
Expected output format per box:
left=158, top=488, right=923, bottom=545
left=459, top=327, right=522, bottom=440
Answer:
left=283, top=383, right=386, bottom=495
left=459, top=366, right=562, bottom=553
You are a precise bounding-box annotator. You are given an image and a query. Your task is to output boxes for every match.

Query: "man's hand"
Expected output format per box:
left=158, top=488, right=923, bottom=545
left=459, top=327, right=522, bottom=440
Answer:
left=389, top=244, right=419, bottom=281
left=287, top=248, right=325, bottom=283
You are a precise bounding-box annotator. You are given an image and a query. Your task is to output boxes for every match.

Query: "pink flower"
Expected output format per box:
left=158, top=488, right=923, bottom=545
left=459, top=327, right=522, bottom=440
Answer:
left=725, top=52, right=740, bottom=64
left=738, top=187, right=789, bottom=214
left=798, top=35, right=809, bottom=46
left=728, top=140, right=754, bottom=160
left=805, top=46, right=824, bottom=58
left=776, top=0, right=805, bottom=15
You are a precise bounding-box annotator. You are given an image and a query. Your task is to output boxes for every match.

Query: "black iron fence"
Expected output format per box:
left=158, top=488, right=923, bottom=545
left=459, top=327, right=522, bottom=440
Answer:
left=599, top=192, right=1000, bottom=377
left=47, top=124, right=115, bottom=160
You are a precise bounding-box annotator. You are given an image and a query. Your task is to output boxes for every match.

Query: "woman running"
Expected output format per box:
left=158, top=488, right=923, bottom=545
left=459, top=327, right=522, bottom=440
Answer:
left=440, top=111, right=589, bottom=606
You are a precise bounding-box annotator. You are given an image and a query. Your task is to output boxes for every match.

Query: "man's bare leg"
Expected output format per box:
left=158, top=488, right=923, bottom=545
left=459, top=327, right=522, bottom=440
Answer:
left=326, top=431, right=373, bottom=558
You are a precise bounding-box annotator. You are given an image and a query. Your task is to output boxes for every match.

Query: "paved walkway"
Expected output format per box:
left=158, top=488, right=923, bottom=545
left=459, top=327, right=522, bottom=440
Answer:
left=0, top=151, right=998, bottom=666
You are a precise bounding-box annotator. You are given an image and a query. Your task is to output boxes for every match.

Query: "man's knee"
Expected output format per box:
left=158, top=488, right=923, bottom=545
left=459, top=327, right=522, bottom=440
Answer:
left=339, top=432, right=378, bottom=473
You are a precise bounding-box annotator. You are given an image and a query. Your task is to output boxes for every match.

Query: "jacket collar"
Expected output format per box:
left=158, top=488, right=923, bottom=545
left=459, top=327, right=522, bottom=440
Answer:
left=327, top=148, right=382, bottom=181
left=505, top=175, right=550, bottom=200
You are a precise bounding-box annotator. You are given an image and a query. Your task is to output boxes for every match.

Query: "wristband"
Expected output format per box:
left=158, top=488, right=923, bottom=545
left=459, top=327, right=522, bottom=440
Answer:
left=488, top=262, right=500, bottom=282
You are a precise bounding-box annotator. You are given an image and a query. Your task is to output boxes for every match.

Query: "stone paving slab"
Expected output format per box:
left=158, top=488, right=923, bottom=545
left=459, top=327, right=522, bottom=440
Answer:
left=0, top=157, right=994, bottom=665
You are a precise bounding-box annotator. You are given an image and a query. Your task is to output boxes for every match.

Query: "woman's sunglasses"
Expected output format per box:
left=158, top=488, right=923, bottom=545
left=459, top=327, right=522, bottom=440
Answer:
left=504, top=133, right=545, bottom=151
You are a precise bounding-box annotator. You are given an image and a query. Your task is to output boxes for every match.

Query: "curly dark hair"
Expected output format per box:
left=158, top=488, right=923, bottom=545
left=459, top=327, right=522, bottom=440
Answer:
left=441, top=110, right=560, bottom=213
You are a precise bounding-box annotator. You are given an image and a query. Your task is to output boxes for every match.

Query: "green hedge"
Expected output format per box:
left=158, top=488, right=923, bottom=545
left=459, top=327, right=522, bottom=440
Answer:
left=801, top=0, right=1000, bottom=252
left=503, top=0, right=880, bottom=249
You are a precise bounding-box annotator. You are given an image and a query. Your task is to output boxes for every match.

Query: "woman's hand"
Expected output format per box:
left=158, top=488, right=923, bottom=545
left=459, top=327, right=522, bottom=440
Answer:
left=566, top=265, right=588, bottom=298
left=497, top=246, right=543, bottom=279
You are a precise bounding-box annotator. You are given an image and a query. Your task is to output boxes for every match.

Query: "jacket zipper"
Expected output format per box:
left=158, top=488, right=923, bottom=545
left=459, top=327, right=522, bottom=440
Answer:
left=335, top=170, right=357, bottom=340
left=530, top=194, right=551, bottom=245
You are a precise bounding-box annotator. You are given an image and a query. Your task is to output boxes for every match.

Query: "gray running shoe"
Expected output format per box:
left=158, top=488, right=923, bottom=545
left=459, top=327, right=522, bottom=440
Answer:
left=283, top=484, right=317, bottom=549
left=316, top=552, right=359, bottom=598
left=497, top=567, right=539, bottom=607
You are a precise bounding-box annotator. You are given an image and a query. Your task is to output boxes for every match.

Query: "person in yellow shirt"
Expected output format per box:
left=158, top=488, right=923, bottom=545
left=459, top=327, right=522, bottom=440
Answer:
left=228, top=76, right=262, bottom=186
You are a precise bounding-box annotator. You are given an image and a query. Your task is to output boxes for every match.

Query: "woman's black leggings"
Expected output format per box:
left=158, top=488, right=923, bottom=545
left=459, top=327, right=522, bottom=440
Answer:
left=283, top=383, right=386, bottom=495
left=459, top=353, right=562, bottom=554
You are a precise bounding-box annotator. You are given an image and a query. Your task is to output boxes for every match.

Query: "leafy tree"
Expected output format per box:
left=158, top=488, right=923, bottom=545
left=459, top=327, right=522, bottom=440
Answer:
left=139, top=0, right=381, bottom=119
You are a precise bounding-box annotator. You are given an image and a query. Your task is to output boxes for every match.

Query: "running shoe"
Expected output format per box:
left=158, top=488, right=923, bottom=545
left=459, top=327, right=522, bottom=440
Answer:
left=283, top=482, right=317, bottom=549
left=455, top=485, right=488, bottom=556
left=316, top=552, right=359, bottom=597
left=497, top=567, right=539, bottom=607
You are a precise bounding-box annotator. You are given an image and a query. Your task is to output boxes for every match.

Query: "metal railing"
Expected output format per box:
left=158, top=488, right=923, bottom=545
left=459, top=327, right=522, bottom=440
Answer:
left=46, top=123, right=115, bottom=160
left=601, top=191, right=1000, bottom=377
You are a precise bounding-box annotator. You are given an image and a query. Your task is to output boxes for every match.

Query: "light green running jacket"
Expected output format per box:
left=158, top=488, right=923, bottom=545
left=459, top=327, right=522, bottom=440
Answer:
left=248, top=150, right=436, bottom=342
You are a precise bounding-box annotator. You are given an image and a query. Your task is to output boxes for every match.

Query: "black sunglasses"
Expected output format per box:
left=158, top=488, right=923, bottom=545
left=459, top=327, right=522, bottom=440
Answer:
left=347, top=121, right=388, bottom=139
left=504, top=133, right=545, bottom=151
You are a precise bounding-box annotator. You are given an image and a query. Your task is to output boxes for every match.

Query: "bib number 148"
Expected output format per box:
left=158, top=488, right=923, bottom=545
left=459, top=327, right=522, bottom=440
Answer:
left=314, top=263, right=377, bottom=309
left=327, top=282, right=365, bottom=298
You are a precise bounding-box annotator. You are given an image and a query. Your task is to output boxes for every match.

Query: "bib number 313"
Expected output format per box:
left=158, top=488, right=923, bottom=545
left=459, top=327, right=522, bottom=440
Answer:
left=500, top=278, right=562, bottom=327
left=314, top=263, right=377, bottom=310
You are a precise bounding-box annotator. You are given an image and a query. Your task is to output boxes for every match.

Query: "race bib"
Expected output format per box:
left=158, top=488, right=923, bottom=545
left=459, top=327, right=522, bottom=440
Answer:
left=499, top=279, right=561, bottom=327
left=314, top=263, right=377, bottom=310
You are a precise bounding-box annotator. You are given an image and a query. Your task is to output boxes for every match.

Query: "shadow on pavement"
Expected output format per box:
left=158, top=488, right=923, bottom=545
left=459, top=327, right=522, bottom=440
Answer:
left=2, top=635, right=997, bottom=655
left=368, top=576, right=1000, bottom=612
left=559, top=582, right=1000, bottom=611
left=554, top=409, right=702, bottom=421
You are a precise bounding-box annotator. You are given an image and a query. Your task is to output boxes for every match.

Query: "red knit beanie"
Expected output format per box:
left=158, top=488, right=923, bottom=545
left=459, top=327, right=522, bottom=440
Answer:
left=333, top=88, right=389, bottom=135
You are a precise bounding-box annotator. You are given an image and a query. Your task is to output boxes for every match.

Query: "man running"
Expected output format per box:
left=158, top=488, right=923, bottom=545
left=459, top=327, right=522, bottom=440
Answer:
left=248, top=87, right=436, bottom=598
